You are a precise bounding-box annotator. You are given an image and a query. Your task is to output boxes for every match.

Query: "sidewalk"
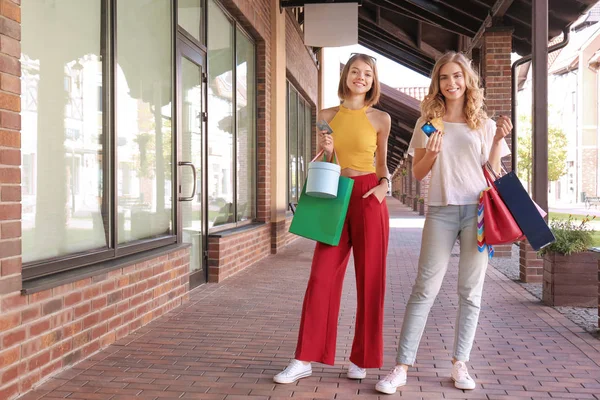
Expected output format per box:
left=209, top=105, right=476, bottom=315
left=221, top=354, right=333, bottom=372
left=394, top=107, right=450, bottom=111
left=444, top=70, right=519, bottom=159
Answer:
left=18, top=198, right=600, bottom=400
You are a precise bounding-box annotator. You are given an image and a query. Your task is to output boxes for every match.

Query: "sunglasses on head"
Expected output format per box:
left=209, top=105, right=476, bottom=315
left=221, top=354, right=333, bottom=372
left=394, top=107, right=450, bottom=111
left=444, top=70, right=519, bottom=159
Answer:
left=350, top=53, right=377, bottom=63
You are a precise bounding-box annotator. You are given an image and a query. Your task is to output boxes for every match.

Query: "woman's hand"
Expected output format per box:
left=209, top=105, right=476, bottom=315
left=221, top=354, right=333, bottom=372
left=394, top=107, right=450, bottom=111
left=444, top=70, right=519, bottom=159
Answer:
left=318, top=131, right=334, bottom=157
left=362, top=180, right=388, bottom=203
left=425, top=131, right=443, bottom=157
left=494, top=115, right=512, bottom=143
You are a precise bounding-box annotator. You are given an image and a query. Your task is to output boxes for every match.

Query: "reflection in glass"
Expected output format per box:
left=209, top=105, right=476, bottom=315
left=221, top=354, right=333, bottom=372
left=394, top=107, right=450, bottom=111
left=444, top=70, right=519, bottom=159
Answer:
left=21, top=0, right=107, bottom=263
left=178, top=0, right=204, bottom=43
left=298, top=100, right=306, bottom=192
left=181, top=57, right=203, bottom=274
left=236, top=29, right=255, bottom=222
left=207, top=0, right=234, bottom=228
left=288, top=89, right=298, bottom=204
left=305, top=103, right=312, bottom=173
left=117, top=0, right=173, bottom=243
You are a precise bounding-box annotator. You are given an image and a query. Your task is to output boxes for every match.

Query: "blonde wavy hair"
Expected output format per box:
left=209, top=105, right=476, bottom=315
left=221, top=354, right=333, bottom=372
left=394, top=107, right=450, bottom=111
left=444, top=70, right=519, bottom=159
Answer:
left=421, top=51, right=487, bottom=130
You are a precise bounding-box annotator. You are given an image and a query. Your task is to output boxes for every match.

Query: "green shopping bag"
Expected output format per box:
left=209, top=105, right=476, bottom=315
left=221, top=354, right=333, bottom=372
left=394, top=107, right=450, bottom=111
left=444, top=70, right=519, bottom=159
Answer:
left=289, top=176, right=354, bottom=246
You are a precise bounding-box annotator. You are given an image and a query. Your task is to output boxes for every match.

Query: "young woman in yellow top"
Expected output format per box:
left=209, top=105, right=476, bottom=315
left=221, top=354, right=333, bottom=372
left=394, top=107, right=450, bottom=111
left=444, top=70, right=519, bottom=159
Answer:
left=274, top=53, right=392, bottom=384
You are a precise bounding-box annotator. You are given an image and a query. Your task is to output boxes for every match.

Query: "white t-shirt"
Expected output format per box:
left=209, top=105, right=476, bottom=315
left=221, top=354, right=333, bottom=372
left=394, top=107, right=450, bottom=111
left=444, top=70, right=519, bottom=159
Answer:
left=408, top=117, right=511, bottom=206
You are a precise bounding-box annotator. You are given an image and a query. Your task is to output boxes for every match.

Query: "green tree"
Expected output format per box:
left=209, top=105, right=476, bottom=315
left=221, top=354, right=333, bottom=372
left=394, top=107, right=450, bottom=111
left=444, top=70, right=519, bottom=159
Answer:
left=517, top=115, right=568, bottom=192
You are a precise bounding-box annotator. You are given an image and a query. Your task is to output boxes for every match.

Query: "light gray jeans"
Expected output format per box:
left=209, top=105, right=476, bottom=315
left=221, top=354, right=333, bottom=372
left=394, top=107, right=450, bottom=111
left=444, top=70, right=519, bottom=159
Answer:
left=396, top=205, right=489, bottom=365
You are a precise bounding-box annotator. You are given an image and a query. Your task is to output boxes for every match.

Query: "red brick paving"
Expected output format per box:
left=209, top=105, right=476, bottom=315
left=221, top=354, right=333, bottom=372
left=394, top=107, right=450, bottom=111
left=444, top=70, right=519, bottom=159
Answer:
left=18, top=198, right=600, bottom=399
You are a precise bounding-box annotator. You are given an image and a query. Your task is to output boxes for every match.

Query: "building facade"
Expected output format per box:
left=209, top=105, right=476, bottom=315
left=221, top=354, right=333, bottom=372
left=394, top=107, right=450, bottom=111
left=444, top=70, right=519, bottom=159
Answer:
left=0, top=1, right=318, bottom=398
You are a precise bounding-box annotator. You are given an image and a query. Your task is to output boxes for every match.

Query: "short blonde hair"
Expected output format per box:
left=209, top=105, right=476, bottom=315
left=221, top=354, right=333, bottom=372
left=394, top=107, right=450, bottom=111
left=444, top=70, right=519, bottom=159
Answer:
left=338, top=54, right=381, bottom=107
left=421, top=51, right=487, bottom=130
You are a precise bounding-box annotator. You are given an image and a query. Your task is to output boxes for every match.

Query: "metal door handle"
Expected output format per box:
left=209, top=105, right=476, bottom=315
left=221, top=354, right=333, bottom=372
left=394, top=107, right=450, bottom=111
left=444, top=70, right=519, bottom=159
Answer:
left=178, top=161, right=197, bottom=201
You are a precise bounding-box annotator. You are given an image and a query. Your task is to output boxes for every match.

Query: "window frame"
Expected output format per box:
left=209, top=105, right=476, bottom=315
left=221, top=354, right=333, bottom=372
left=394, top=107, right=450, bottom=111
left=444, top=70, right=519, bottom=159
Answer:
left=177, top=0, right=206, bottom=49
left=206, top=0, right=258, bottom=234
left=286, top=81, right=313, bottom=207
left=22, top=0, right=178, bottom=281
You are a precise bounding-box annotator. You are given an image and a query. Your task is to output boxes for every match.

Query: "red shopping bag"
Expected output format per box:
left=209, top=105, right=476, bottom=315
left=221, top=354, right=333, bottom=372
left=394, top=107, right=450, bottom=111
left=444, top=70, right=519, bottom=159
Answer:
left=480, top=164, right=523, bottom=245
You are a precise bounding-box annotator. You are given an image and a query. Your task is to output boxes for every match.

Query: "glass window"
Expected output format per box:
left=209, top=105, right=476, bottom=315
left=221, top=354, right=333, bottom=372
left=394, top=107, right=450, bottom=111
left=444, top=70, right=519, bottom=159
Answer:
left=207, top=0, right=256, bottom=229
left=21, top=0, right=107, bottom=263
left=305, top=101, right=313, bottom=167
left=288, top=88, right=298, bottom=204
left=236, top=28, right=256, bottom=222
left=21, top=0, right=175, bottom=278
left=287, top=83, right=312, bottom=205
left=117, top=0, right=173, bottom=244
left=298, top=100, right=306, bottom=195
left=178, top=0, right=204, bottom=44
left=207, top=0, right=234, bottom=228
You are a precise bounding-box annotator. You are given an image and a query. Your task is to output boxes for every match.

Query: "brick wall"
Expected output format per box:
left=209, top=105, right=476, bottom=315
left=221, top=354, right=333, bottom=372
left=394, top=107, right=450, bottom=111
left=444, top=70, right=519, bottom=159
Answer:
left=208, top=225, right=271, bottom=282
left=283, top=12, right=318, bottom=250
left=482, top=27, right=514, bottom=259
left=482, top=27, right=513, bottom=166
left=221, top=0, right=272, bottom=224
left=285, top=11, right=318, bottom=106
left=0, top=248, right=190, bottom=400
left=582, top=148, right=598, bottom=197
left=207, top=0, right=273, bottom=279
left=421, top=173, right=431, bottom=213
left=205, top=1, right=319, bottom=280
left=0, top=0, right=326, bottom=398
left=0, top=0, right=21, bottom=297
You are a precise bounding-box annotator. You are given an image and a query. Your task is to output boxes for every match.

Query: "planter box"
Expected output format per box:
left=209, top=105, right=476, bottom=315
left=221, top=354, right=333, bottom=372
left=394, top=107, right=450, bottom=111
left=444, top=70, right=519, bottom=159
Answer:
left=418, top=202, right=425, bottom=215
left=543, top=251, right=598, bottom=307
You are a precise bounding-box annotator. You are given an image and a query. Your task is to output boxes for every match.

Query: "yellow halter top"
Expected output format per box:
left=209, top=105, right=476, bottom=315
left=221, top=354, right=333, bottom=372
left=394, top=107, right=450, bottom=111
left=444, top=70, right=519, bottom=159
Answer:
left=330, top=105, right=378, bottom=172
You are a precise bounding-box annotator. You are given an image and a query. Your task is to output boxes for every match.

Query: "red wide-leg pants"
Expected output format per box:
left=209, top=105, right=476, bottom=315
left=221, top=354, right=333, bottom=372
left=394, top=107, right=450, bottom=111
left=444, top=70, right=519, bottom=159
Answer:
left=294, top=174, right=390, bottom=368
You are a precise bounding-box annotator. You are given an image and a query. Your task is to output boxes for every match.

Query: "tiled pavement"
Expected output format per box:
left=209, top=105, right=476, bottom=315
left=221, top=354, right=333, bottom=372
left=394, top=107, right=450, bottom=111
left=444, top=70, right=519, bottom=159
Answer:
left=19, top=198, right=600, bottom=400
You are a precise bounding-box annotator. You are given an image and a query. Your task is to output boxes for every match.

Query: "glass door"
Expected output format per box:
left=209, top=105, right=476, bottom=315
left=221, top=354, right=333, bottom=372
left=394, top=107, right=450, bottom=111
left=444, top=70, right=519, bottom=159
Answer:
left=177, top=38, right=206, bottom=288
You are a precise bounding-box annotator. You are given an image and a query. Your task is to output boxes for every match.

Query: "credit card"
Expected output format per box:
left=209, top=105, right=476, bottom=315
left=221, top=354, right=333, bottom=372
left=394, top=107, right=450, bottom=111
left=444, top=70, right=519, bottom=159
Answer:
left=316, top=120, right=333, bottom=134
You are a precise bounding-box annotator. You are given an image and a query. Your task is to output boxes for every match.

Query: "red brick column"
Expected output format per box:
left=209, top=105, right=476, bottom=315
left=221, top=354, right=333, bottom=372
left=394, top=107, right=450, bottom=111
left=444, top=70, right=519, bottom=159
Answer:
left=0, top=0, right=22, bottom=300
left=519, top=241, right=543, bottom=283
left=421, top=173, right=431, bottom=214
left=482, top=26, right=514, bottom=258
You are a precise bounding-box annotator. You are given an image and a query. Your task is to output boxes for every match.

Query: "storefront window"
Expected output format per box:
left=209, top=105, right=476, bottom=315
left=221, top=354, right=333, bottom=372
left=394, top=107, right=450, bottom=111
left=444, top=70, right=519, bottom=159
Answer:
left=21, top=0, right=107, bottom=264
left=207, top=0, right=256, bottom=228
left=21, top=0, right=175, bottom=278
left=236, top=28, right=256, bottom=222
left=117, top=0, right=173, bottom=244
left=287, top=83, right=312, bottom=205
left=178, top=0, right=204, bottom=44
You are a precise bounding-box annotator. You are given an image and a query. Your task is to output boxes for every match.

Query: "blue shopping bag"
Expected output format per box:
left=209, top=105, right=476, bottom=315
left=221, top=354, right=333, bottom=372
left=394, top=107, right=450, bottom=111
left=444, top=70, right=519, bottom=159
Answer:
left=493, top=170, right=555, bottom=251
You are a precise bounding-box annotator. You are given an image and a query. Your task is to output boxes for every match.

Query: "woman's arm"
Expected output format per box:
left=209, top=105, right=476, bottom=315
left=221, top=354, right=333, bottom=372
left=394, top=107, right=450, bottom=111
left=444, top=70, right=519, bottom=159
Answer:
left=375, top=113, right=391, bottom=184
left=363, top=111, right=391, bottom=202
left=412, top=131, right=442, bottom=181
left=488, top=116, right=512, bottom=173
left=317, top=108, right=336, bottom=159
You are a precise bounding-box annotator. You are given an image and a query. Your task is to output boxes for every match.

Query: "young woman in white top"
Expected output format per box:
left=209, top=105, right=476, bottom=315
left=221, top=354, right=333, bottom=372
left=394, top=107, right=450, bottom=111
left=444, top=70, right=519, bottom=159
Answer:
left=376, top=51, right=512, bottom=394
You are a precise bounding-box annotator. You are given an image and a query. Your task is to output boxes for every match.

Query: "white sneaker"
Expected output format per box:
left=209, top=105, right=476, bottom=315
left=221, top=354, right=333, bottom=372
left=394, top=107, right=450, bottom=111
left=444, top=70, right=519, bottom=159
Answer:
left=347, top=362, right=366, bottom=379
left=273, top=359, right=312, bottom=384
left=451, top=361, right=476, bottom=390
left=375, top=366, right=407, bottom=394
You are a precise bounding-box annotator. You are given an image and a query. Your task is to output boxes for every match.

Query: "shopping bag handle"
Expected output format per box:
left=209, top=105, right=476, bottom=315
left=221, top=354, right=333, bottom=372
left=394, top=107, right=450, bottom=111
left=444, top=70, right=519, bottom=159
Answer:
left=484, top=161, right=508, bottom=183
left=483, top=162, right=497, bottom=187
left=311, top=149, right=339, bottom=164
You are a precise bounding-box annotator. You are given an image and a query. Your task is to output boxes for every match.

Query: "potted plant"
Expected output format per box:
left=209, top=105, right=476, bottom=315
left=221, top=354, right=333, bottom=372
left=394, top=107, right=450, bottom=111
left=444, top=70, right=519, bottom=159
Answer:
left=539, top=215, right=598, bottom=307
left=412, top=197, right=418, bottom=211
left=418, top=197, right=425, bottom=216
left=401, top=193, right=407, bottom=204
